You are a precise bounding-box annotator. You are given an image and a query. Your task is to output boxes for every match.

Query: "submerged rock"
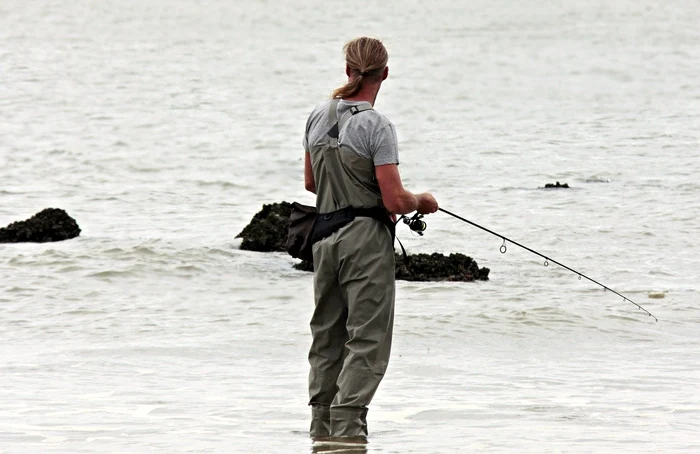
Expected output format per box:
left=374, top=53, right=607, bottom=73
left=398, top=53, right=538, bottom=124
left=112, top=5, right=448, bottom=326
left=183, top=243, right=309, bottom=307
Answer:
left=293, top=253, right=490, bottom=282
left=238, top=202, right=490, bottom=282
left=293, top=260, right=314, bottom=273
left=544, top=181, right=569, bottom=188
left=0, top=208, right=81, bottom=243
left=236, top=202, right=292, bottom=252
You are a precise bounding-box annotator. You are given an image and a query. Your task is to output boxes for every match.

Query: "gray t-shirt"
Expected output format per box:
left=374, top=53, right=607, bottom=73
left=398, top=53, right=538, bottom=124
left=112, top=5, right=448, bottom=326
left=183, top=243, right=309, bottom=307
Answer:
left=302, top=99, right=399, bottom=166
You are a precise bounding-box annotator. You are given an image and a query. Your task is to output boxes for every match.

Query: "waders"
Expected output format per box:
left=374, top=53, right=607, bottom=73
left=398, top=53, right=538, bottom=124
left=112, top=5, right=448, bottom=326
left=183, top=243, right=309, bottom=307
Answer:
left=307, top=99, right=395, bottom=438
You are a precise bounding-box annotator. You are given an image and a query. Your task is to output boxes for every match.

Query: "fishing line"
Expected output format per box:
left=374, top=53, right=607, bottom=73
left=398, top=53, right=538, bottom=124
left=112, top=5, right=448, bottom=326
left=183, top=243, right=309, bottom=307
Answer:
left=432, top=208, right=658, bottom=322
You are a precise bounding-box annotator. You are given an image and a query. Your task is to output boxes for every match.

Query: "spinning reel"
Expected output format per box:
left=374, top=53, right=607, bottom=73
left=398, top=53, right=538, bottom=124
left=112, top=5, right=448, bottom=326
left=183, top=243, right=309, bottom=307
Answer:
left=402, top=213, right=427, bottom=235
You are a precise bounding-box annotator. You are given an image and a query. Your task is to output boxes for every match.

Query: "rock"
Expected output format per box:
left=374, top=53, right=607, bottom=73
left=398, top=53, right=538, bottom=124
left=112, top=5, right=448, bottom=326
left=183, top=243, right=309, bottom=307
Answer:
left=544, top=181, right=569, bottom=188
left=293, top=260, right=314, bottom=272
left=395, top=252, right=489, bottom=282
left=236, top=202, right=292, bottom=252
left=241, top=202, right=490, bottom=282
left=293, top=252, right=489, bottom=282
left=0, top=208, right=81, bottom=243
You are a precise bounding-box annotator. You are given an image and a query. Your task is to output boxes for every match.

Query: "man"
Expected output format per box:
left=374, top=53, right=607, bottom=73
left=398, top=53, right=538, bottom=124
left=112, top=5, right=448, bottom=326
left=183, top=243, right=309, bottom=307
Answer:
left=303, top=36, right=439, bottom=440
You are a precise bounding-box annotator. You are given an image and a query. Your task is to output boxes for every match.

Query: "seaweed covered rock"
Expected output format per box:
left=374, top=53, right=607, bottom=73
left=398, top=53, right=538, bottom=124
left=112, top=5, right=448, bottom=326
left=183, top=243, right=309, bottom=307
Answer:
left=241, top=202, right=489, bottom=282
left=236, top=202, right=292, bottom=252
left=544, top=181, right=569, bottom=188
left=293, top=260, right=314, bottom=272
left=0, top=208, right=81, bottom=243
left=396, top=252, right=489, bottom=282
left=294, top=253, right=489, bottom=282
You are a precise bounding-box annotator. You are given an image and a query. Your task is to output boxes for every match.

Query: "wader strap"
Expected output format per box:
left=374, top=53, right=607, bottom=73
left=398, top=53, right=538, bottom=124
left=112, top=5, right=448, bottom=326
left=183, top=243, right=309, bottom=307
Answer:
left=326, top=101, right=373, bottom=145
left=323, top=101, right=374, bottom=208
left=349, top=104, right=372, bottom=114
left=340, top=103, right=372, bottom=136
left=324, top=98, right=344, bottom=206
left=327, top=99, right=340, bottom=147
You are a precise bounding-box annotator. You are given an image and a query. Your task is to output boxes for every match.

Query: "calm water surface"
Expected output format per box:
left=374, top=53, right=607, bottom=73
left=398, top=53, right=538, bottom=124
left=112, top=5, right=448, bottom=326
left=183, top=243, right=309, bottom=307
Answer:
left=1, top=0, right=699, bottom=453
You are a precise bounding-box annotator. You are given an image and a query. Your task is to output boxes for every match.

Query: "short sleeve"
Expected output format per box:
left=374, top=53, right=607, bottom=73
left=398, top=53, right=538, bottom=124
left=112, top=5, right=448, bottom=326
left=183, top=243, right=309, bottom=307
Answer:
left=371, top=123, right=400, bottom=166
left=302, top=113, right=312, bottom=153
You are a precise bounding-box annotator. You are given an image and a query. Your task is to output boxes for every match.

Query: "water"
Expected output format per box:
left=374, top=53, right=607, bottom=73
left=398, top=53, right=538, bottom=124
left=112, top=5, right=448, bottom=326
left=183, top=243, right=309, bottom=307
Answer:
left=1, top=0, right=699, bottom=452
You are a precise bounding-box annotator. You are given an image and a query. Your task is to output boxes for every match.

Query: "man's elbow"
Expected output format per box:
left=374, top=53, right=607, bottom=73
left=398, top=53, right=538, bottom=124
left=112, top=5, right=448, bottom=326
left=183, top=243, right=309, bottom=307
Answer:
left=305, top=182, right=316, bottom=194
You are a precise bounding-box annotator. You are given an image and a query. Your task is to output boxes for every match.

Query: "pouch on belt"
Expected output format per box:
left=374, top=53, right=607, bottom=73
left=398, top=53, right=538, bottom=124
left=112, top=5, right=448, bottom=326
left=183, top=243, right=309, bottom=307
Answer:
left=286, top=203, right=393, bottom=262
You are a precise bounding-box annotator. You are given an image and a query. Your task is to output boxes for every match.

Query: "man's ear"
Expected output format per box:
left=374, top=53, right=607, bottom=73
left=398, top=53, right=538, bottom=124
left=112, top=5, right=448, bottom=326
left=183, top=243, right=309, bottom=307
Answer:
left=382, top=66, right=389, bottom=81
left=346, top=64, right=352, bottom=77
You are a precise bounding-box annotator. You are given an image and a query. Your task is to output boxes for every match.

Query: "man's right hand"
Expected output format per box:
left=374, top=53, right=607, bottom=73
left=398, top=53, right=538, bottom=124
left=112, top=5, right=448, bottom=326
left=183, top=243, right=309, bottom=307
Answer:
left=416, top=193, right=438, bottom=214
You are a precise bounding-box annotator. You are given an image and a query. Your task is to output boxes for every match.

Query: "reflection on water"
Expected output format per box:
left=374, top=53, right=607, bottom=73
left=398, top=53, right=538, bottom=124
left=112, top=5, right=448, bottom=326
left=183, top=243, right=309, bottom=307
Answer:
left=311, top=436, right=368, bottom=454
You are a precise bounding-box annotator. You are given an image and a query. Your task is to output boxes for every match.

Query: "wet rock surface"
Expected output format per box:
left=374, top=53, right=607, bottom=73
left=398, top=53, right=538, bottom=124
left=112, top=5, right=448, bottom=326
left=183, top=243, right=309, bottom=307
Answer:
left=236, top=202, right=292, bottom=252
left=240, top=202, right=489, bottom=282
left=544, top=181, right=569, bottom=188
left=395, top=252, right=489, bottom=282
left=293, top=260, right=314, bottom=272
left=0, top=208, right=81, bottom=243
left=294, top=253, right=489, bottom=282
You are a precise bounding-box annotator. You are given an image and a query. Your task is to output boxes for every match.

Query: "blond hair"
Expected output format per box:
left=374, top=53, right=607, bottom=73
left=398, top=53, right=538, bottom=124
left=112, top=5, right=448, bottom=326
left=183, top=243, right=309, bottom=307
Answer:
left=331, top=37, right=388, bottom=99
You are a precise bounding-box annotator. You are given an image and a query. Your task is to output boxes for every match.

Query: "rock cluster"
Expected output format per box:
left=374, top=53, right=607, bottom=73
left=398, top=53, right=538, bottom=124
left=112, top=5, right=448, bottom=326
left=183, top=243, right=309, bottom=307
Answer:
left=395, top=252, right=489, bottom=282
left=238, top=202, right=489, bottom=282
left=294, top=253, right=490, bottom=281
left=0, top=208, right=81, bottom=243
left=235, top=202, right=293, bottom=252
left=544, top=181, right=569, bottom=188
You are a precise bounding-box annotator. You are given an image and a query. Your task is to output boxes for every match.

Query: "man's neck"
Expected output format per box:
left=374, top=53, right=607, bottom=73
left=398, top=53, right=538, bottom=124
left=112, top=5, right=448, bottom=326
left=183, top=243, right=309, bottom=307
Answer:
left=343, top=85, right=380, bottom=106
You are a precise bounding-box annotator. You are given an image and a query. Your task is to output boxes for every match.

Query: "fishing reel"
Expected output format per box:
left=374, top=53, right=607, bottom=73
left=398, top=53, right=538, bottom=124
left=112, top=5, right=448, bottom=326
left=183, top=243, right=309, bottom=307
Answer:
left=403, top=213, right=427, bottom=235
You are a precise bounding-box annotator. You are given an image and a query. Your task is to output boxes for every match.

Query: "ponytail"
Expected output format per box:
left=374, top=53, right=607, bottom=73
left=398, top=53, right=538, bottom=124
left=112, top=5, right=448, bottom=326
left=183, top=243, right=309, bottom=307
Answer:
left=331, top=37, right=388, bottom=99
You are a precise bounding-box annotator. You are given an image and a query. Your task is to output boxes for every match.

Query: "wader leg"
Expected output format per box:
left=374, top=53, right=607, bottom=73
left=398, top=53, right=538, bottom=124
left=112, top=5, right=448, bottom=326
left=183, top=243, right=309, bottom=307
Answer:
left=308, top=242, right=348, bottom=436
left=331, top=229, right=395, bottom=438
left=310, top=404, right=331, bottom=438
left=330, top=407, right=368, bottom=439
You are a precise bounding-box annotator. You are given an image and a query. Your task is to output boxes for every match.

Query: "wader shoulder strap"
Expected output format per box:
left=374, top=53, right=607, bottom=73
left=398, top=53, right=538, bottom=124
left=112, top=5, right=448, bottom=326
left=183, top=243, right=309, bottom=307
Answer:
left=327, top=101, right=373, bottom=144
left=349, top=104, right=372, bottom=114
left=327, top=99, right=340, bottom=146
left=339, top=103, right=373, bottom=134
left=322, top=100, right=374, bottom=208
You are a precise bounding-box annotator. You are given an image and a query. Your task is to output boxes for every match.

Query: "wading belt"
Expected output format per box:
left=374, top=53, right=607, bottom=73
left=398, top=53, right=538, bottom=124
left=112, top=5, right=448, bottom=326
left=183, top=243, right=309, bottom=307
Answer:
left=310, top=205, right=395, bottom=245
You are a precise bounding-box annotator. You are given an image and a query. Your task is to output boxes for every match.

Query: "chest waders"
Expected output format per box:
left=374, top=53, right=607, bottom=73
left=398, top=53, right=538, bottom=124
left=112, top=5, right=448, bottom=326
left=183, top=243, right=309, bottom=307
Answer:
left=307, top=99, right=396, bottom=439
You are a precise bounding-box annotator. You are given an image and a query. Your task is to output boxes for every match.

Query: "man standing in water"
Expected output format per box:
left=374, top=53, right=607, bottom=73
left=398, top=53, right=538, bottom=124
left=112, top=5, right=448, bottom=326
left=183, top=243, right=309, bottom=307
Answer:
left=302, top=37, right=439, bottom=440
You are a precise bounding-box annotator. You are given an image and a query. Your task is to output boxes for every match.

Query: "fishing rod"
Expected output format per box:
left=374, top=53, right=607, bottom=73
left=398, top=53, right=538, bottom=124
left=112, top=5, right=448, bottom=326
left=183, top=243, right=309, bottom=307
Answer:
left=401, top=209, right=658, bottom=322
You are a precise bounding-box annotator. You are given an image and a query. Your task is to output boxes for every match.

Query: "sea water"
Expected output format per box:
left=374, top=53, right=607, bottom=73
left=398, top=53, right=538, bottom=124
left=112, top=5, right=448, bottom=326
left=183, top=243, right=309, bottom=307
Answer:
left=1, top=0, right=699, bottom=452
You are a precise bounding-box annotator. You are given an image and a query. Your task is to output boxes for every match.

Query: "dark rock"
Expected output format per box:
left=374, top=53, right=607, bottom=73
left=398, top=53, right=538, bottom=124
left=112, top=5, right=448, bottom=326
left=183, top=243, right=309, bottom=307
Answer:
left=0, top=208, right=81, bottom=243
left=294, top=253, right=489, bottom=282
left=544, top=181, right=569, bottom=188
left=293, top=260, right=314, bottom=272
left=242, top=202, right=489, bottom=282
left=394, top=252, right=489, bottom=282
left=236, top=202, right=292, bottom=252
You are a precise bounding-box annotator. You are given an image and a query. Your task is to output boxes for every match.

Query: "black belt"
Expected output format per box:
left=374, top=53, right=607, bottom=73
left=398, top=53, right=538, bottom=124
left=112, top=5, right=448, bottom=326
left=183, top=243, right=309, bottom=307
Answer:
left=310, top=206, right=395, bottom=245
